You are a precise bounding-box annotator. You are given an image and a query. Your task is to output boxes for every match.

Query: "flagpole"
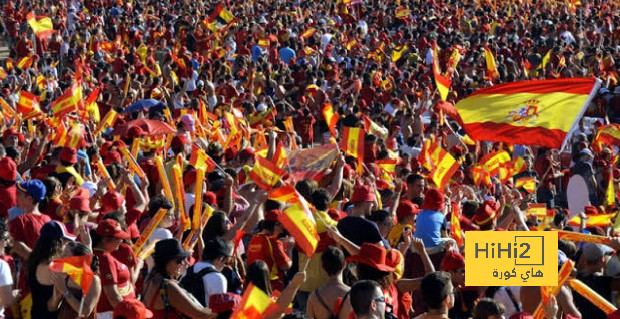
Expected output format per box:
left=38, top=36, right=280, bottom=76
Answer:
left=77, top=297, right=85, bottom=318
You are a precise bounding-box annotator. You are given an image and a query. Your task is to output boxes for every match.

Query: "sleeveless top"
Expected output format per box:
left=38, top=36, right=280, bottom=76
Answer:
left=147, top=278, right=183, bottom=319
left=29, top=267, right=59, bottom=319
left=58, top=277, right=96, bottom=319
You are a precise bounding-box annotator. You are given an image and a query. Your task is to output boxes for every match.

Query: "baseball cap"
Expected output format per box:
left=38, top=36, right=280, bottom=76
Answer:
left=59, top=147, right=78, bottom=164
left=180, top=114, right=196, bottom=132
left=95, top=219, right=130, bottom=239
left=101, top=191, right=125, bottom=213
left=40, top=220, right=76, bottom=241
left=16, top=180, right=46, bottom=201
left=113, top=299, right=153, bottom=319
left=582, top=243, right=614, bottom=263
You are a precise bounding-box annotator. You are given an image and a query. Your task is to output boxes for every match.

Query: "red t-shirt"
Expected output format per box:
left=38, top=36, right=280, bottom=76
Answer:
left=94, top=249, right=135, bottom=313
left=246, top=233, right=290, bottom=291
left=0, top=185, right=16, bottom=219
left=41, top=198, right=63, bottom=221
left=9, top=213, right=51, bottom=248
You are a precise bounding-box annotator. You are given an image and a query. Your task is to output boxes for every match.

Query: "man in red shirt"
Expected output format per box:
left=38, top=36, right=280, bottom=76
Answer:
left=9, top=179, right=50, bottom=259
left=246, top=209, right=292, bottom=292
left=0, top=158, right=17, bottom=219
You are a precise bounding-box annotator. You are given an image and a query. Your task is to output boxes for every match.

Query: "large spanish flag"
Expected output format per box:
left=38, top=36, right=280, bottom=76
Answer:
left=433, top=42, right=451, bottom=101
left=51, top=82, right=82, bottom=117
left=445, top=78, right=600, bottom=149
left=49, top=255, right=94, bottom=294
left=27, top=12, right=54, bottom=38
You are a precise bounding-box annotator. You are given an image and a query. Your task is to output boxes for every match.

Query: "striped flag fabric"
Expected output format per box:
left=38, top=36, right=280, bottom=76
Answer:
left=0, top=97, right=15, bottom=119
left=418, top=140, right=460, bottom=189
left=16, top=56, right=33, bottom=70
left=339, top=127, right=365, bottom=161
left=49, top=255, right=94, bottom=295
left=322, top=102, right=339, bottom=138
left=230, top=283, right=278, bottom=319
left=484, top=45, right=500, bottom=80
left=432, top=42, right=451, bottom=101
left=27, top=12, right=54, bottom=38
left=189, top=147, right=217, bottom=172
left=16, top=91, right=41, bottom=116
left=450, top=204, right=464, bottom=247
left=207, top=3, right=236, bottom=32
left=249, top=155, right=286, bottom=190
left=594, top=124, right=620, bottom=148
left=515, top=177, right=536, bottom=194
left=445, top=78, right=600, bottom=149
left=301, top=27, right=317, bottom=38
left=478, top=151, right=511, bottom=176
left=51, top=82, right=83, bottom=118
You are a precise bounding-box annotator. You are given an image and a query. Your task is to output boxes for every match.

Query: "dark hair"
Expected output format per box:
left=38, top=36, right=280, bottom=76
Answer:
left=203, top=211, right=228, bottom=242
left=356, top=263, right=393, bottom=289
left=68, top=241, right=100, bottom=273
left=40, top=177, right=61, bottom=212
left=148, top=195, right=174, bottom=216
left=473, top=298, right=505, bottom=319
left=420, top=271, right=452, bottom=310
left=295, top=179, right=318, bottom=202
left=103, top=211, right=127, bottom=230
left=245, top=260, right=273, bottom=296
left=350, top=280, right=381, bottom=317
left=28, top=236, right=64, bottom=278
left=369, top=210, right=391, bottom=224
left=311, top=188, right=332, bottom=211
left=202, top=238, right=232, bottom=262
left=321, top=246, right=345, bottom=276
left=462, top=201, right=479, bottom=219
left=0, top=218, right=8, bottom=236
left=406, top=173, right=424, bottom=185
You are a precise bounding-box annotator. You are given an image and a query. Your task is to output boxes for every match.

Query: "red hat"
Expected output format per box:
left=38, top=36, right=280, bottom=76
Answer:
left=397, top=200, right=419, bottom=220
left=209, top=293, right=241, bottom=313
left=204, top=191, right=217, bottom=207
left=100, top=141, right=113, bottom=158
left=104, top=150, right=122, bottom=165
left=441, top=250, right=465, bottom=271
left=127, top=126, right=146, bottom=139
left=346, top=242, right=394, bottom=272
left=96, top=219, right=130, bottom=239
left=327, top=208, right=347, bottom=221
left=113, top=299, right=153, bottom=319
left=171, top=135, right=190, bottom=151
left=238, top=148, right=255, bottom=160
left=509, top=312, right=535, bottom=319
left=59, top=147, right=78, bottom=164
left=351, top=185, right=376, bottom=203
left=101, top=191, right=125, bottom=213
left=472, top=199, right=500, bottom=226
left=183, top=169, right=198, bottom=186
left=421, top=188, right=445, bottom=211
left=0, top=157, right=17, bottom=181
left=2, top=128, right=18, bottom=139
left=614, top=169, right=620, bottom=182
left=264, top=209, right=282, bottom=222
left=69, top=196, right=91, bottom=213
left=584, top=205, right=598, bottom=215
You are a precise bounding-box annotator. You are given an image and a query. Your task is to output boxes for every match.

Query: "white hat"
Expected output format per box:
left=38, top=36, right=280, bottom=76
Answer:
left=256, top=103, right=267, bottom=112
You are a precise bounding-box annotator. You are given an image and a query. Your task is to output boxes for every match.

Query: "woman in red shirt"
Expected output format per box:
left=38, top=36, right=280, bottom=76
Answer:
left=91, top=219, right=136, bottom=319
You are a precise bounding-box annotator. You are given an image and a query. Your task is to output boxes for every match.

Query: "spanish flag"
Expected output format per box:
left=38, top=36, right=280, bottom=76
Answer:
left=27, top=12, right=54, bottom=38
left=339, top=127, right=365, bottom=162
left=49, top=255, right=95, bottom=295
left=301, top=27, right=317, bottom=38
left=249, top=155, right=286, bottom=190
left=270, top=185, right=319, bottom=257
left=0, top=67, right=7, bottom=80
left=0, top=97, right=15, bottom=119
left=450, top=204, right=464, bottom=247
left=515, top=177, right=536, bottom=194
left=362, top=115, right=388, bottom=139
left=94, top=109, right=118, bottom=136
left=478, top=151, right=511, bottom=176
left=432, top=42, right=451, bottom=101
left=207, top=3, right=236, bottom=32
left=446, top=48, right=461, bottom=77
left=509, top=156, right=527, bottom=177
left=85, top=88, right=100, bottom=121
left=445, top=78, right=600, bottom=149
left=322, top=102, right=339, bottom=138
left=471, top=166, right=491, bottom=187
left=189, top=146, right=216, bottom=172
left=392, top=44, right=408, bottom=62
left=51, top=82, right=83, bottom=118
left=418, top=140, right=460, bottom=189
left=17, top=56, right=33, bottom=70
left=395, top=7, right=411, bottom=19
left=230, top=283, right=278, bottom=319
left=17, top=91, right=41, bottom=117
left=606, top=174, right=616, bottom=208
left=484, top=45, right=500, bottom=80
left=377, top=158, right=398, bottom=175
left=594, top=124, right=620, bottom=148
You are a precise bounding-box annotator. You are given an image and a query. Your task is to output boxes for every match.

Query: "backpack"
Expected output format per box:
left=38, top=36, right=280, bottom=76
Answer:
left=178, top=265, right=218, bottom=307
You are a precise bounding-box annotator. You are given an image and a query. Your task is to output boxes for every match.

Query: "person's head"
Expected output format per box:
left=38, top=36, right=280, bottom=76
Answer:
left=321, top=246, right=346, bottom=277
left=351, top=185, right=377, bottom=216
left=202, top=238, right=233, bottom=271
left=369, top=210, right=393, bottom=238
left=245, top=260, right=273, bottom=296
left=16, top=179, right=46, bottom=212
left=295, top=179, right=318, bottom=202
left=153, top=238, right=190, bottom=279
left=441, top=250, right=466, bottom=287
left=93, top=219, right=130, bottom=252
left=203, top=211, right=231, bottom=242
left=100, top=191, right=126, bottom=215
left=581, top=243, right=614, bottom=271
left=260, top=209, right=284, bottom=236
left=113, top=299, right=154, bottom=319
left=148, top=195, right=175, bottom=228
left=0, top=218, right=8, bottom=254
left=396, top=200, right=418, bottom=225
left=311, top=188, right=332, bottom=211
left=63, top=241, right=100, bottom=273
left=420, top=271, right=454, bottom=313
left=406, top=173, right=425, bottom=200
left=350, top=280, right=385, bottom=319
left=28, top=221, right=76, bottom=277
left=473, top=298, right=506, bottom=319
left=347, top=243, right=394, bottom=289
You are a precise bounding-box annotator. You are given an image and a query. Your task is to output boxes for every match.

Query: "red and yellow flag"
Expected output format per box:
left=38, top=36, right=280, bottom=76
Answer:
left=27, top=12, right=54, bottom=38
left=339, top=127, right=365, bottom=161
left=49, top=255, right=94, bottom=294
left=450, top=204, right=464, bottom=247
left=446, top=78, right=600, bottom=149
left=301, top=27, right=317, bottom=38
left=322, top=102, right=338, bottom=138
left=0, top=97, right=15, bottom=119
left=230, top=283, right=278, bottom=319
left=85, top=88, right=100, bottom=121
left=94, top=109, right=118, bottom=136
left=51, top=82, right=82, bottom=118
left=418, top=140, right=459, bottom=189
left=189, top=146, right=217, bottom=172
left=249, top=155, right=286, bottom=190
left=478, top=151, right=511, bottom=176
left=515, top=177, right=536, bottom=194
left=395, top=7, right=411, bottom=19
left=484, top=45, right=500, bottom=80
left=17, top=56, right=33, bottom=70
left=377, top=158, right=398, bottom=175
left=433, top=42, right=452, bottom=101
left=269, top=185, right=319, bottom=257
left=206, top=3, right=236, bottom=32
left=594, top=124, right=620, bottom=148
left=17, top=90, right=41, bottom=117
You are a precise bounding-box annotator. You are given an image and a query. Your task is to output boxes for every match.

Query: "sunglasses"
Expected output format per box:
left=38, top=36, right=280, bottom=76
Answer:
left=374, top=296, right=386, bottom=304
left=174, top=257, right=187, bottom=264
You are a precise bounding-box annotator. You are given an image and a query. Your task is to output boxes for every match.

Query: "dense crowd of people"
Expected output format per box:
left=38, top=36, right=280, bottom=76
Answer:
left=0, top=0, right=619, bottom=318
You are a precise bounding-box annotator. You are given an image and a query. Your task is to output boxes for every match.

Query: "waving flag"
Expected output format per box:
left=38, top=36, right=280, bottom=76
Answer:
left=17, top=91, right=41, bottom=117
left=207, top=3, right=236, bottom=32
left=51, top=82, right=83, bottom=117
left=189, top=146, right=217, bottom=172
left=515, top=177, right=536, bottom=194
left=478, top=151, right=511, bottom=176
left=49, top=255, right=94, bottom=294
left=433, top=42, right=452, bottom=101
left=27, top=12, right=54, bottom=38
left=250, top=155, right=286, bottom=190
left=594, top=124, right=620, bottom=148
left=418, top=140, right=459, bottom=189
left=231, top=283, right=278, bottom=319
left=484, top=45, right=500, bottom=80
left=322, top=102, right=338, bottom=138
left=339, top=127, right=365, bottom=161
left=451, top=204, right=464, bottom=247
left=445, top=78, right=600, bottom=149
